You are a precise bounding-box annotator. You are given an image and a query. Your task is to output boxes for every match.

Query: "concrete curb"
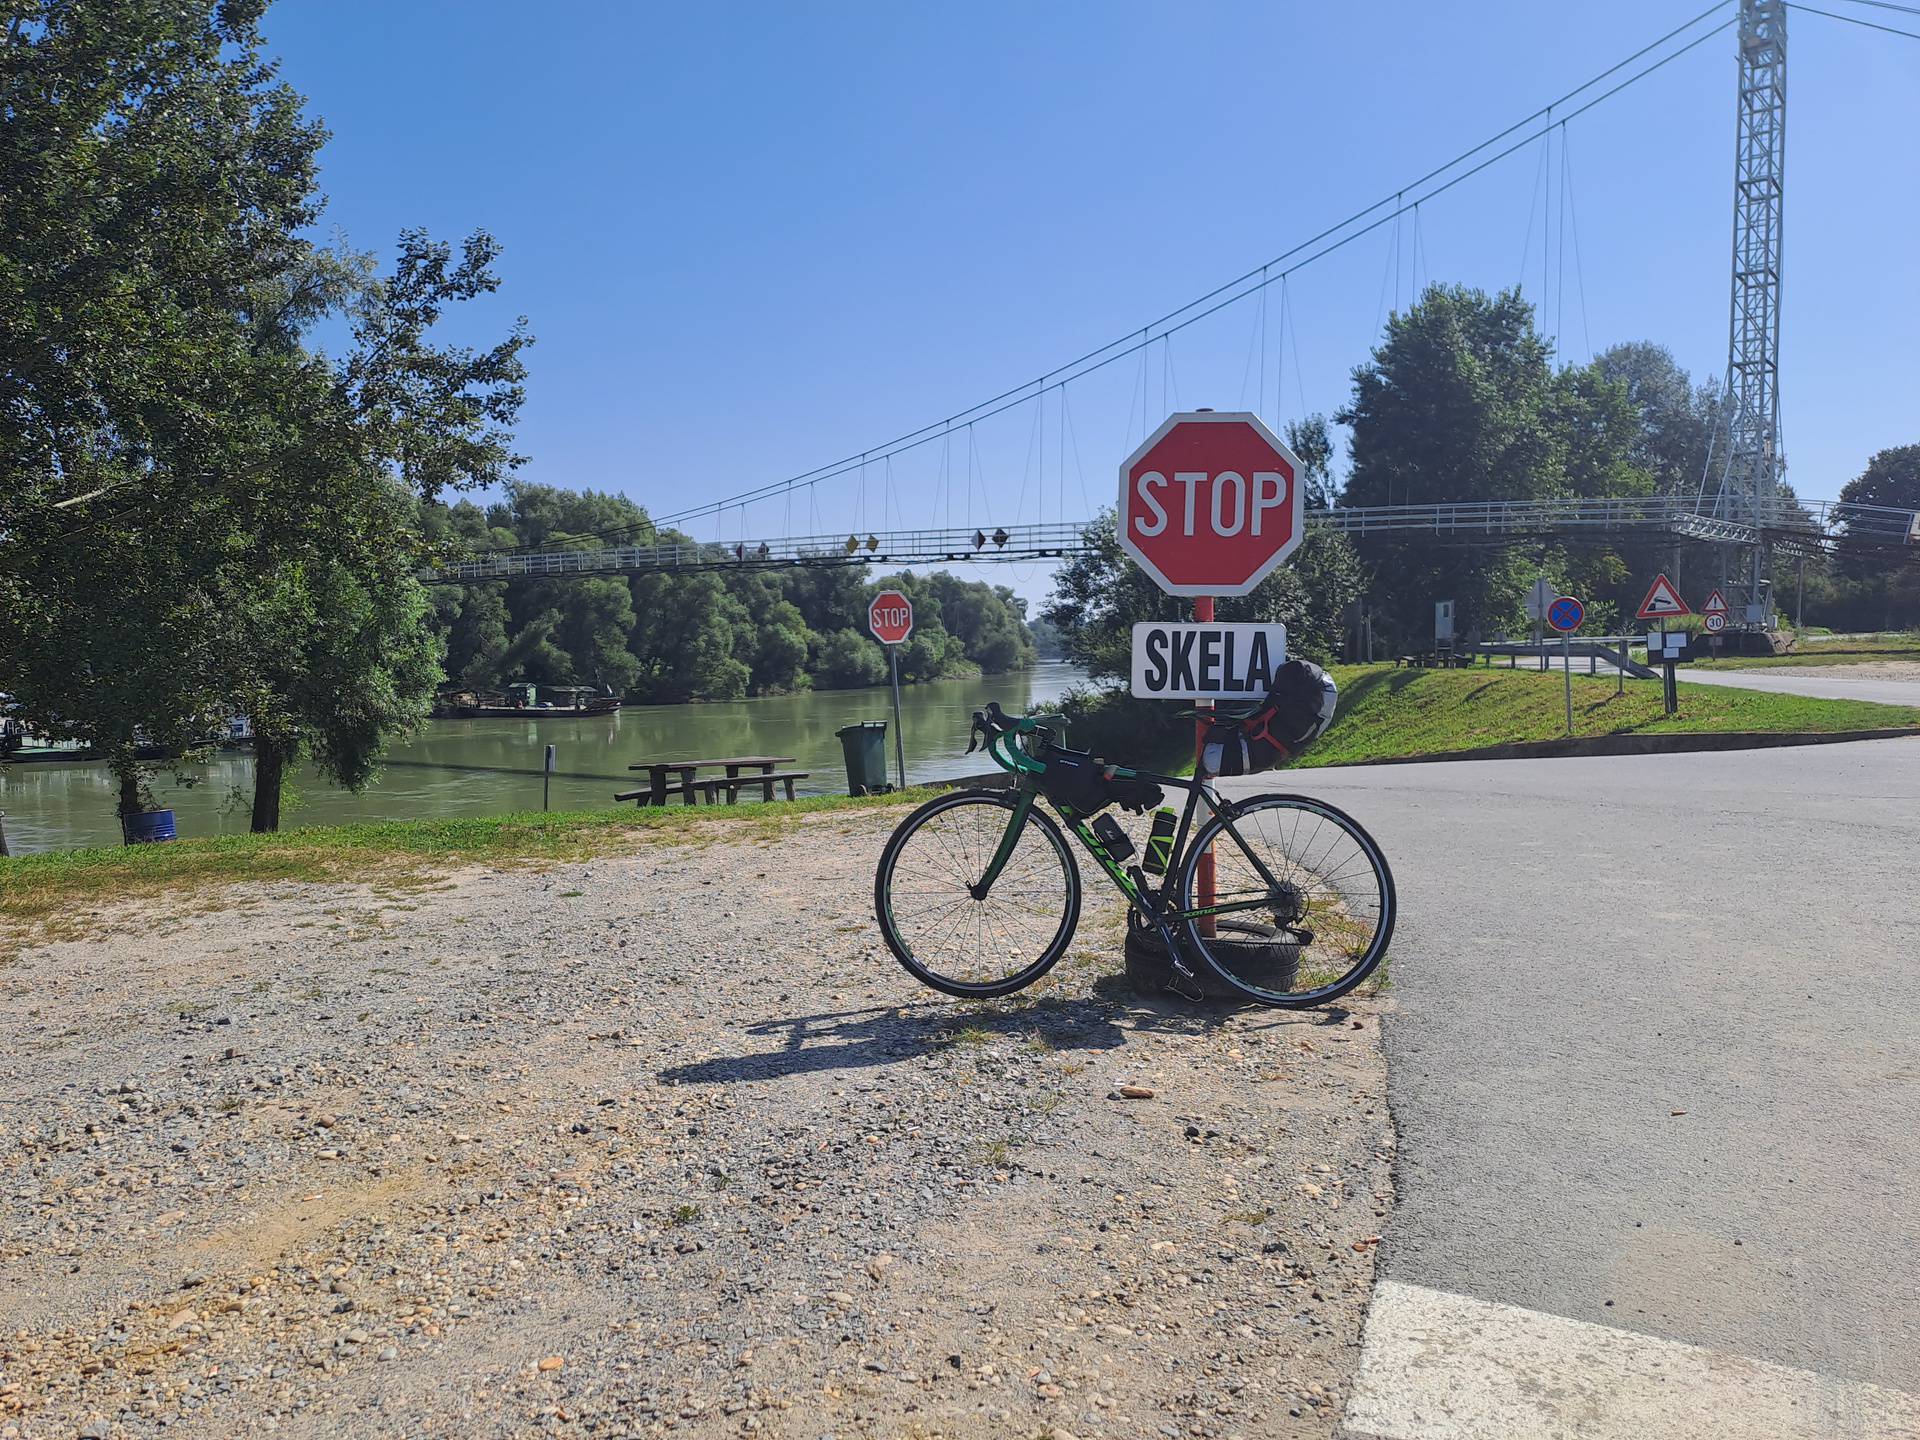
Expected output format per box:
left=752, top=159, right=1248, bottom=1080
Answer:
left=1323, top=726, right=1920, bottom=768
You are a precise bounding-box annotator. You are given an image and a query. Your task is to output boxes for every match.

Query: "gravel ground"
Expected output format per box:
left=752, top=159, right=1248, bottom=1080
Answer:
left=0, top=806, right=1392, bottom=1439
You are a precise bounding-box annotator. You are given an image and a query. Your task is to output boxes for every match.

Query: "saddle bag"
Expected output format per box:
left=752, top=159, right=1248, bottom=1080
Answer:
left=1200, top=659, right=1338, bottom=777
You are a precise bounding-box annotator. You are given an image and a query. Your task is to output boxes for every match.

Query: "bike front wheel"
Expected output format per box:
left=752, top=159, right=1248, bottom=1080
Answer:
left=874, top=789, right=1082, bottom=998
left=1179, top=793, right=1396, bottom=1008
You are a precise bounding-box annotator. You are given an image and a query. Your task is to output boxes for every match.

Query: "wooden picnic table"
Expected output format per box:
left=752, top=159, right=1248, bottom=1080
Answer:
left=619, top=755, right=800, bottom=807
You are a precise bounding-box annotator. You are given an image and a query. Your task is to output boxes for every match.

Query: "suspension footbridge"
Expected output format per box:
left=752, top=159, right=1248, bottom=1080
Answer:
left=426, top=496, right=1920, bottom=584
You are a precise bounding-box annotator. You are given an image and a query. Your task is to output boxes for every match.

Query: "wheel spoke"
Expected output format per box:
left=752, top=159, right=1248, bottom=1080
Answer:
left=1181, top=797, right=1393, bottom=1006
left=878, top=794, right=1078, bottom=993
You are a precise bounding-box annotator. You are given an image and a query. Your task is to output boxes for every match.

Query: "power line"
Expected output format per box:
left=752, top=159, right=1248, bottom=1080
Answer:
left=620, top=2, right=1738, bottom=538
left=1791, top=2, right=1920, bottom=36
left=1832, top=0, right=1920, bottom=16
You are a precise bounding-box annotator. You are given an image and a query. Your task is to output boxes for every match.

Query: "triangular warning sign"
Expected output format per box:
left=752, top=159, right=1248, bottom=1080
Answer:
left=1636, top=573, right=1691, bottom=620
left=1702, top=588, right=1729, bottom=615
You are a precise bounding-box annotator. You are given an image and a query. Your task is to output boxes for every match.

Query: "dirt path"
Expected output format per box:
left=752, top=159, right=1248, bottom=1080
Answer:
left=0, top=807, right=1391, bottom=1439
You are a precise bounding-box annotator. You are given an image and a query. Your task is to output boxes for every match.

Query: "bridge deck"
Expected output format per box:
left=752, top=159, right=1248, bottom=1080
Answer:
left=421, top=498, right=1917, bottom=583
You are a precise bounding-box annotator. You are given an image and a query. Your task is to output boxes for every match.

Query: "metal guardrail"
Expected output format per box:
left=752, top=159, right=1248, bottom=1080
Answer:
left=422, top=497, right=1918, bottom=583
left=1473, top=637, right=1659, bottom=680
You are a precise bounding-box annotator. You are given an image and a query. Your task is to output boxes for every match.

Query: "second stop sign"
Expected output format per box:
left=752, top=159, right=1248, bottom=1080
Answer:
left=868, top=589, right=914, bottom=646
left=1117, top=411, right=1306, bottom=596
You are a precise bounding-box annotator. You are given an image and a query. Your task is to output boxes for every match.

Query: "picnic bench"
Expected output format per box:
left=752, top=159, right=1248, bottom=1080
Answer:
left=615, top=756, right=810, bottom=807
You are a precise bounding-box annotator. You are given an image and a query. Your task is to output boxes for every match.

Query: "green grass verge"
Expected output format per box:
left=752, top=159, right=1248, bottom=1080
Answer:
left=1287, top=664, right=1920, bottom=769
left=0, top=789, right=936, bottom=933
left=1690, top=632, right=1920, bottom=670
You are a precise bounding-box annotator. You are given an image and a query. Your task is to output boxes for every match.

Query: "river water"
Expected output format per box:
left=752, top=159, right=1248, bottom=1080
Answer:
left=0, top=662, right=1090, bottom=855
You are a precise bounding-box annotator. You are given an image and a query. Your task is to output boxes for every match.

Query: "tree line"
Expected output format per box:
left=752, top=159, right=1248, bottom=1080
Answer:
left=426, top=485, right=1036, bottom=703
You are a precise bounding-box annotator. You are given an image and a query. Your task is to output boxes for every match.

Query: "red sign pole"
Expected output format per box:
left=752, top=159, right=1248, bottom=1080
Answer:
left=1193, top=595, right=1217, bottom=938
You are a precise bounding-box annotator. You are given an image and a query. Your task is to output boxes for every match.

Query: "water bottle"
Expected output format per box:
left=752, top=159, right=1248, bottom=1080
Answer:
left=1143, top=807, right=1178, bottom=873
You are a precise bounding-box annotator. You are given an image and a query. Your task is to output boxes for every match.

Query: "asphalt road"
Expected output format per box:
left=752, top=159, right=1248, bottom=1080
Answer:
left=1228, top=737, right=1920, bottom=1424
left=1681, top=666, right=1920, bottom=707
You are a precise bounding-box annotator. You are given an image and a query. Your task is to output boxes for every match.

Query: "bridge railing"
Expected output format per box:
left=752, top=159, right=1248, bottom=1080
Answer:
left=429, top=523, right=1092, bottom=583
left=424, top=496, right=1917, bottom=583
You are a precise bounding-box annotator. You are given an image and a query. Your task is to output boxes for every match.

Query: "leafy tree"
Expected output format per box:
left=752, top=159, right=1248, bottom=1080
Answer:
left=1594, top=342, right=1725, bottom=500
left=1284, top=415, right=1340, bottom=509
left=0, top=5, right=532, bottom=833
left=1823, top=445, right=1920, bottom=626
left=924, top=573, right=1036, bottom=673
left=0, top=0, right=326, bottom=821
left=1338, top=285, right=1650, bottom=645
left=814, top=629, right=889, bottom=689
left=1838, top=445, right=1920, bottom=521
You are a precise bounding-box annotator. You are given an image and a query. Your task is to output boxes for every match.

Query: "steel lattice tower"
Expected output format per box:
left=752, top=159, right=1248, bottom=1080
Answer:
left=1713, top=0, right=1787, bottom=625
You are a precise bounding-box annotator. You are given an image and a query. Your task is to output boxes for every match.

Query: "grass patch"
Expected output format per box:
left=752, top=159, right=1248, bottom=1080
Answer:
left=1285, top=664, right=1920, bottom=768
left=1691, top=632, right=1920, bottom=670
left=0, top=789, right=941, bottom=939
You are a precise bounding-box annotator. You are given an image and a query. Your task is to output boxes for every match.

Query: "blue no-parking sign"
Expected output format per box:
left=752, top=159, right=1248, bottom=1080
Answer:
left=1547, top=595, right=1585, bottom=634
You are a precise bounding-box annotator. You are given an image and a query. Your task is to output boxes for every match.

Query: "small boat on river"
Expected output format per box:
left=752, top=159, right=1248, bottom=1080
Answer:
left=433, top=683, right=621, bottom=720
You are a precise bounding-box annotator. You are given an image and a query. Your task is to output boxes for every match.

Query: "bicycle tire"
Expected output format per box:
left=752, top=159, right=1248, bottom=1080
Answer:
left=1178, top=793, right=1396, bottom=1008
left=873, top=788, right=1082, bottom=999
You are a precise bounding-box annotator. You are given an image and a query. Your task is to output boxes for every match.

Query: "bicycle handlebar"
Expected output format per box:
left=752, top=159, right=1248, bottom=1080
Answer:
left=965, top=701, right=1049, bottom=773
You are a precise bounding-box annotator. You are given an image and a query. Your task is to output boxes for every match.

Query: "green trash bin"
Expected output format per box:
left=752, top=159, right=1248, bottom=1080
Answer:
left=836, top=721, right=890, bottom=796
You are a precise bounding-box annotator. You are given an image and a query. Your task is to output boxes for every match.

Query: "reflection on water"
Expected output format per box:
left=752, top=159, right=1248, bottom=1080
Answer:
left=1, top=663, right=1089, bottom=855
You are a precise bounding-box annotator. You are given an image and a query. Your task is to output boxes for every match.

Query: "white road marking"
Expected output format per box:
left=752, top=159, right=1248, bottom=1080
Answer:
left=1344, top=1280, right=1920, bottom=1440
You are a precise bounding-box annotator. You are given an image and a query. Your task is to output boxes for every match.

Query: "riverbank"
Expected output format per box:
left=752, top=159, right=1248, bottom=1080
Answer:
left=0, top=800, right=1391, bottom=1439
left=0, top=663, right=1091, bottom=856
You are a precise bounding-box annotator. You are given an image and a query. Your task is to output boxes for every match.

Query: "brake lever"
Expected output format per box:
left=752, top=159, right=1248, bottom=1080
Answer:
left=965, top=711, right=987, bottom=754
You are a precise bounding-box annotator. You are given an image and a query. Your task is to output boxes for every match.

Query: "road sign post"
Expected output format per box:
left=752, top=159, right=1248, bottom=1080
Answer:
left=1118, top=411, right=1307, bottom=942
left=1646, top=629, right=1690, bottom=715
left=1192, top=599, right=1217, bottom=937
left=1547, top=595, right=1585, bottom=738
left=1526, top=576, right=1556, bottom=671
left=868, top=590, right=914, bottom=789
left=543, top=743, right=556, bottom=811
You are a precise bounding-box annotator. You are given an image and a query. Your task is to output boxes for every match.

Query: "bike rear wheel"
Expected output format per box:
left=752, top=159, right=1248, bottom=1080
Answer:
left=874, top=789, right=1081, bottom=998
left=1179, top=793, right=1395, bottom=1008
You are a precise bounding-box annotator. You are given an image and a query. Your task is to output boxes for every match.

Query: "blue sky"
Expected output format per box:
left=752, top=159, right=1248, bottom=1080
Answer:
left=269, top=1, right=1919, bottom=604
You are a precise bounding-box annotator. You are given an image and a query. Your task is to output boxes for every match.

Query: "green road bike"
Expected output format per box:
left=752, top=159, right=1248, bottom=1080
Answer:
left=872, top=702, right=1396, bottom=1008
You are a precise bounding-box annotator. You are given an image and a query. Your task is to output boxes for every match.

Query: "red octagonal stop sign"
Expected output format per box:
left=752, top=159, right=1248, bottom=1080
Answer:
left=1117, top=411, right=1305, bottom=596
left=867, top=589, right=914, bottom=646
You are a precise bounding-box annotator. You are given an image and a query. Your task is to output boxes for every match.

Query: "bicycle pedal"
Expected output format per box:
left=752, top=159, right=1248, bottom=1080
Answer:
left=1164, top=969, right=1206, bottom=1003
left=1163, top=954, right=1206, bottom=1003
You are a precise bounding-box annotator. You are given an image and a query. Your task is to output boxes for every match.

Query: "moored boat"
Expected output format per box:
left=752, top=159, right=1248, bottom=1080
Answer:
left=432, top=683, right=621, bottom=720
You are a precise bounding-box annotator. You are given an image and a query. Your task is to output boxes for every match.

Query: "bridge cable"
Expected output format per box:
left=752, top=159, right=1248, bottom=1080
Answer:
left=1560, top=125, right=1596, bottom=362
left=1060, top=385, right=1093, bottom=517
left=1790, top=2, right=1920, bottom=37
left=1517, top=120, right=1547, bottom=292
left=1831, top=0, right=1920, bottom=16
left=1556, top=122, right=1568, bottom=355
left=531, top=4, right=1736, bottom=550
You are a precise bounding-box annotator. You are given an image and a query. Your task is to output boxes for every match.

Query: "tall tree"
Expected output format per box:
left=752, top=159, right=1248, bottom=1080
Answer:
left=1338, top=285, right=1649, bottom=644
left=0, top=5, right=531, bottom=833
left=0, top=0, right=327, bottom=821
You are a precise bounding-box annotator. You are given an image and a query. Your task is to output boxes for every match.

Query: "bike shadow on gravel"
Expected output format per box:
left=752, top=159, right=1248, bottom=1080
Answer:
left=657, top=974, right=1346, bottom=1087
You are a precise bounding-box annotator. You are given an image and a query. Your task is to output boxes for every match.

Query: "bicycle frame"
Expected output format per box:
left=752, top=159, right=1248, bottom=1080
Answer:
left=972, top=727, right=1292, bottom=925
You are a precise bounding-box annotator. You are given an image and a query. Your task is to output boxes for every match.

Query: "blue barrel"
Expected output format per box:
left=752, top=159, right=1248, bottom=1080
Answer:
left=123, top=809, right=177, bottom=844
